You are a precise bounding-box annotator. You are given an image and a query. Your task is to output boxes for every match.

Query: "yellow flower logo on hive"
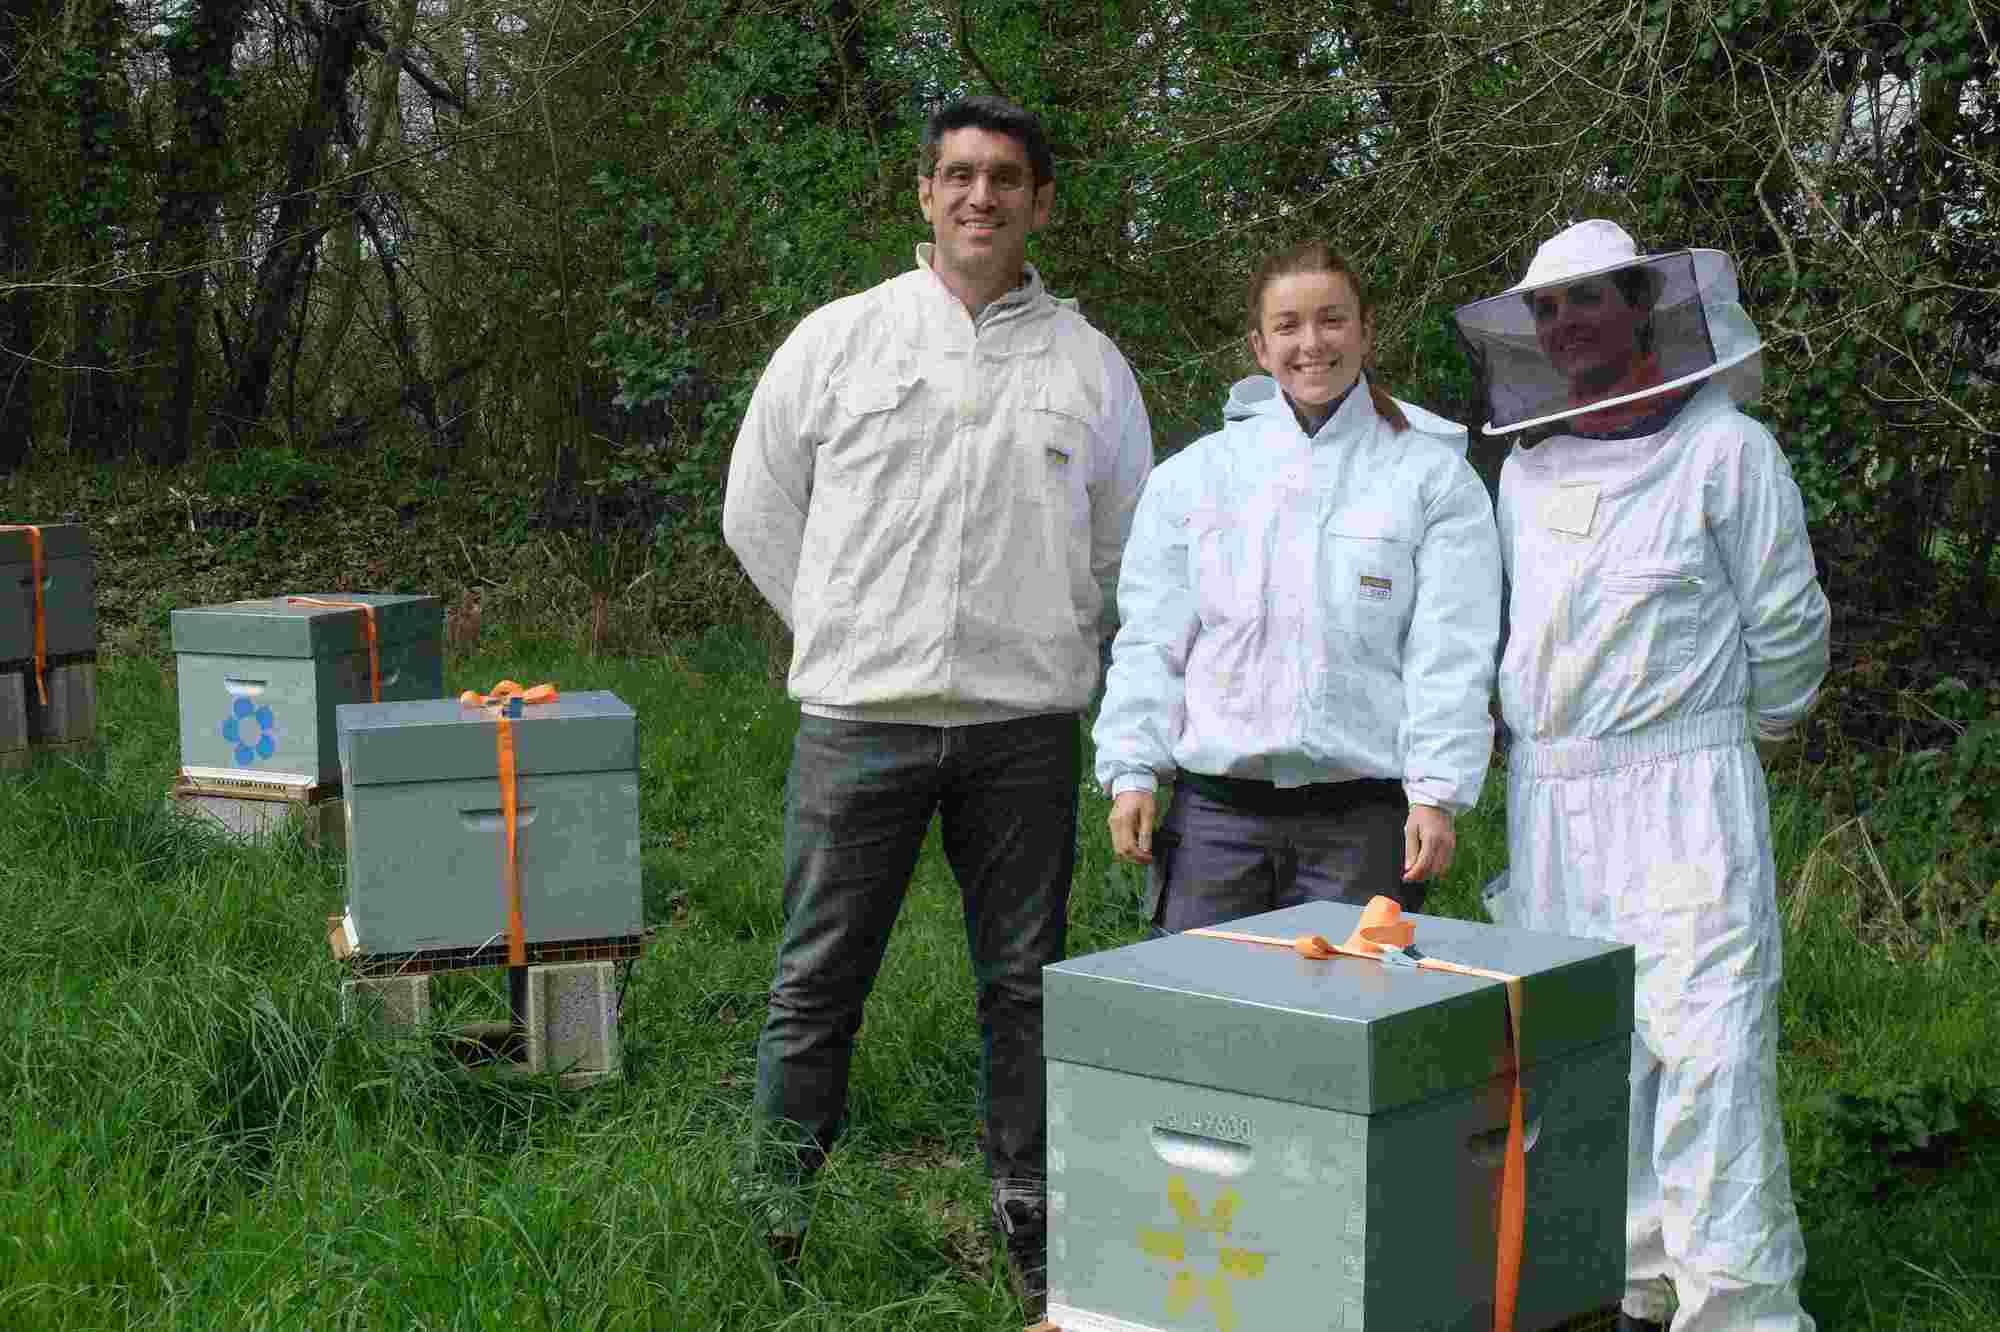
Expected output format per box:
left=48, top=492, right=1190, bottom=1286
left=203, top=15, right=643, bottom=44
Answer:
left=1135, top=1175, right=1269, bottom=1331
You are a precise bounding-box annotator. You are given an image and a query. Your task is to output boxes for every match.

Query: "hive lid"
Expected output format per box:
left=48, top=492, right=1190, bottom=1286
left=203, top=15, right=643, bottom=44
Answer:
left=336, top=691, right=638, bottom=786
left=0, top=522, right=91, bottom=562
left=1045, top=901, right=1632, bottom=1115
left=170, top=593, right=440, bottom=658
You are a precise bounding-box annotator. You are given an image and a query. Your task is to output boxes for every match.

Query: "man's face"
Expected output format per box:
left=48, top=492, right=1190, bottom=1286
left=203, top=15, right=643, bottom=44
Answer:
left=918, top=128, right=1052, bottom=288
left=1530, top=277, right=1650, bottom=394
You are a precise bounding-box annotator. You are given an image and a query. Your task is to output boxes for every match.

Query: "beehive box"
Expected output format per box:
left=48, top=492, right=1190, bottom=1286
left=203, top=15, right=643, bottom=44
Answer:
left=1, top=522, right=95, bottom=667
left=1044, top=901, right=1633, bottom=1332
left=335, top=691, right=641, bottom=957
left=171, top=594, right=442, bottom=788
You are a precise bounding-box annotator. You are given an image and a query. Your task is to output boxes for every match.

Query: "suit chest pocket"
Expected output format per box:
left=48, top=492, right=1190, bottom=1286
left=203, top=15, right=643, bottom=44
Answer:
left=1597, top=565, right=1702, bottom=679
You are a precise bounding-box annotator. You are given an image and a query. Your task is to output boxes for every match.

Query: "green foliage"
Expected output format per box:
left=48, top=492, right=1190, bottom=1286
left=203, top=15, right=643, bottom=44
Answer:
left=203, top=445, right=341, bottom=508
left=1838, top=679, right=2000, bottom=940
left=1808, top=1080, right=2000, bottom=1201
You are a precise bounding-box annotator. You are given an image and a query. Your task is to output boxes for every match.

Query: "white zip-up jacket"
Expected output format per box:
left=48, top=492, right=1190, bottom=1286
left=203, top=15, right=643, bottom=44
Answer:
left=1496, top=381, right=1829, bottom=743
left=724, top=246, right=1154, bottom=725
left=1093, top=375, right=1501, bottom=811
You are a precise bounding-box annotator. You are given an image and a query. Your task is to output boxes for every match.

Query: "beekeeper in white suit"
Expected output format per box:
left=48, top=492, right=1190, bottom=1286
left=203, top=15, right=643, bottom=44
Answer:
left=1456, top=220, right=1829, bottom=1332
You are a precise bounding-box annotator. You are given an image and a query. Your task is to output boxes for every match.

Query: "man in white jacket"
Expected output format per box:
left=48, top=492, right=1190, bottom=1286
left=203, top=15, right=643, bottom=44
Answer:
left=722, top=95, right=1153, bottom=1314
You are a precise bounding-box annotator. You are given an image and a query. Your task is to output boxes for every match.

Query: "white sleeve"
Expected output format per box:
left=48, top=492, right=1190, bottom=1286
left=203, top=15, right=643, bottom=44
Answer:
left=1089, top=346, right=1155, bottom=646
left=722, top=321, right=820, bottom=629
left=1092, top=466, right=1194, bottom=796
left=1707, top=421, right=1830, bottom=735
left=1401, top=459, right=1502, bottom=812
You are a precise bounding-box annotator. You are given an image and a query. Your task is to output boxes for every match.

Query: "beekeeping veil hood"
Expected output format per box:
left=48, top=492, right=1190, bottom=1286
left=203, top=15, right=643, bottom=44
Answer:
left=1453, top=219, right=1763, bottom=435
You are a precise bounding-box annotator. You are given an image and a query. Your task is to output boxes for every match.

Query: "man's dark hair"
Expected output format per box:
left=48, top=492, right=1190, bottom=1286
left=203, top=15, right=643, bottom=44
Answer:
left=919, top=96, right=1054, bottom=187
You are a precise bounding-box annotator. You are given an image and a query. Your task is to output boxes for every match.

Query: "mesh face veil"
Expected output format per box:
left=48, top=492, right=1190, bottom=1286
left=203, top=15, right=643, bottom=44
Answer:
left=1454, top=221, right=1764, bottom=435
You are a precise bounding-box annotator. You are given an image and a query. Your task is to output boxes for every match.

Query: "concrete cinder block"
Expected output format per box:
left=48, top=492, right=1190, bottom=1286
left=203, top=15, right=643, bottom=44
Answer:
left=525, top=961, right=620, bottom=1083
left=172, top=790, right=346, bottom=851
left=0, top=670, right=24, bottom=773
left=341, top=973, right=432, bottom=1029
left=26, top=660, right=96, bottom=746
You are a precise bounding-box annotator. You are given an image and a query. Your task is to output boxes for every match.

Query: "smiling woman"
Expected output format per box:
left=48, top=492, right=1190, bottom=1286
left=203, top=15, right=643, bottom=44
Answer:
left=1093, top=239, right=1503, bottom=938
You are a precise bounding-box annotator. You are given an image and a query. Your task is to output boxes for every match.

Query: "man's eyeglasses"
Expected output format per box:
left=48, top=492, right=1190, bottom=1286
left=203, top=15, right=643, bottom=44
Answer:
left=931, top=162, right=1034, bottom=193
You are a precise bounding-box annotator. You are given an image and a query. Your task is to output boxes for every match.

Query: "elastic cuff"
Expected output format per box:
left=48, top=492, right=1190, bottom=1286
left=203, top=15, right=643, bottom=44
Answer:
left=1402, top=780, right=1459, bottom=812
left=1109, top=772, right=1159, bottom=798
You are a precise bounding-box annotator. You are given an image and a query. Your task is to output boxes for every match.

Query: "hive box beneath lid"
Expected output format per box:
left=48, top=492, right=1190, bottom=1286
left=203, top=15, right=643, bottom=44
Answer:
left=335, top=691, right=641, bottom=957
left=171, top=593, right=442, bottom=789
left=1, top=522, right=95, bottom=665
left=1043, top=901, right=1633, bottom=1332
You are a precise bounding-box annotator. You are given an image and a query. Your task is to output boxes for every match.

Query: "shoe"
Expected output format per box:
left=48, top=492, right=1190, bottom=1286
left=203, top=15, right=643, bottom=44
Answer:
left=1617, top=1315, right=1666, bottom=1332
left=733, top=1167, right=810, bottom=1267
left=993, top=1193, right=1049, bottom=1317
left=765, top=1230, right=804, bottom=1267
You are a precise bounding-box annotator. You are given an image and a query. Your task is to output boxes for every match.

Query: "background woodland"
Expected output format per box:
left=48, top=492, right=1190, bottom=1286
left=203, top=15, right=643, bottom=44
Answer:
left=1, top=0, right=1994, bottom=608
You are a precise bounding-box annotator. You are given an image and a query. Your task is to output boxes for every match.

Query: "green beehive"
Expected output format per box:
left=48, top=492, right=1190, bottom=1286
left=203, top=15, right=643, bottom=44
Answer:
left=335, top=691, right=641, bottom=957
left=1, top=523, right=95, bottom=665
left=171, top=594, right=442, bottom=789
left=1044, top=902, right=1633, bottom=1332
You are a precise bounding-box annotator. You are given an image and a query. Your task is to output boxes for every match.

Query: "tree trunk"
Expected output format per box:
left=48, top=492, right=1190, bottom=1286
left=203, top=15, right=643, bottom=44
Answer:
left=0, top=0, right=40, bottom=469
left=127, top=0, right=254, bottom=466
left=65, top=0, right=127, bottom=460
left=211, top=0, right=369, bottom=446
left=304, top=0, right=419, bottom=420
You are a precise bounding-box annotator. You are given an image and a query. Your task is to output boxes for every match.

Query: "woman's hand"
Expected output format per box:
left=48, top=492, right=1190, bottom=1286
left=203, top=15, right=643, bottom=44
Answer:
left=1403, top=803, right=1456, bottom=882
left=1108, top=791, right=1158, bottom=864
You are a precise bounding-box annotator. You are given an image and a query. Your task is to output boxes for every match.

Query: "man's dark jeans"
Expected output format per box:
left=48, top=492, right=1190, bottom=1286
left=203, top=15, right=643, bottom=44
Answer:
left=752, top=711, right=1079, bottom=1200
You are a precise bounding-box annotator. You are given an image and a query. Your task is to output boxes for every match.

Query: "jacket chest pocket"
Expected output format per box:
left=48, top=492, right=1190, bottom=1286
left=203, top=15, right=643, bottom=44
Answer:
left=816, top=373, right=932, bottom=499
left=1595, top=565, right=1701, bottom=680
left=1025, top=378, right=1094, bottom=515
left=1323, top=528, right=1415, bottom=657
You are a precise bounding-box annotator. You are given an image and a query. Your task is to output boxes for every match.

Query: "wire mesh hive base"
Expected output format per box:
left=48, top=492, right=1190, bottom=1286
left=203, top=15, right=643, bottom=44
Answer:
left=328, top=915, right=646, bottom=978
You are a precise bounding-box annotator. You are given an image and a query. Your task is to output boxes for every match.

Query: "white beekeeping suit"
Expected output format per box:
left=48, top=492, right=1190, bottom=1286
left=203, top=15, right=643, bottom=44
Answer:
left=1456, top=221, right=1829, bottom=1332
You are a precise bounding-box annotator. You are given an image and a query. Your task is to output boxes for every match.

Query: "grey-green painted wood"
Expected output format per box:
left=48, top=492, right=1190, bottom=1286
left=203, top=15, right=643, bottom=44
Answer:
left=1, top=523, right=95, bottom=663
left=1046, top=901, right=1633, bottom=1115
left=337, top=693, right=641, bottom=954
left=170, top=592, right=439, bottom=658
left=337, top=692, right=638, bottom=785
left=1046, top=1037, right=1628, bottom=1331
left=1045, top=903, right=1632, bottom=1329
left=172, top=594, right=442, bottom=786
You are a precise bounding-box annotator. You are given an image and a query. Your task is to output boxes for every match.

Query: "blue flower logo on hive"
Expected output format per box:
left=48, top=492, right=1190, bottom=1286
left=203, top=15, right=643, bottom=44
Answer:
left=220, top=697, right=280, bottom=765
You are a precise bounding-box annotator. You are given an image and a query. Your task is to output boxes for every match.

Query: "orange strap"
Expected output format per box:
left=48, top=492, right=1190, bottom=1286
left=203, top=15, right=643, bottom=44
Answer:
left=1494, top=977, right=1526, bottom=1332
left=1189, top=896, right=1525, bottom=1332
left=495, top=714, right=526, bottom=965
left=2, top=525, right=46, bottom=705
left=287, top=596, right=380, bottom=702
left=462, top=680, right=560, bottom=967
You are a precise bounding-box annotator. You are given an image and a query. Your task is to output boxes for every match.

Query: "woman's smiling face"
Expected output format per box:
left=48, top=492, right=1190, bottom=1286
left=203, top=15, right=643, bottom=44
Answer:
left=1249, top=270, right=1371, bottom=411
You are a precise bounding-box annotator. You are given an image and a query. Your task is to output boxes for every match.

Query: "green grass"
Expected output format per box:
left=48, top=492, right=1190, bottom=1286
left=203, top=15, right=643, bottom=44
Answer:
left=1, top=638, right=1996, bottom=1329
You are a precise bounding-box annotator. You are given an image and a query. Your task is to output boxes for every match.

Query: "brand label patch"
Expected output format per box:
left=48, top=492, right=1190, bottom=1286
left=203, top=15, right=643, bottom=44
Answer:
left=1358, top=574, right=1393, bottom=602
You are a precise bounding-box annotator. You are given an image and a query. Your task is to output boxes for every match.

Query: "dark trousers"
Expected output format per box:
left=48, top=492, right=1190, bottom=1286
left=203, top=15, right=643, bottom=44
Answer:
left=1148, top=782, right=1415, bottom=932
left=752, top=712, right=1079, bottom=1195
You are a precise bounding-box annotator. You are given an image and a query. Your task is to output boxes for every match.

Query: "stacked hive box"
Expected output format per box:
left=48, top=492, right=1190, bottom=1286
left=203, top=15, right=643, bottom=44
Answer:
left=1042, top=901, right=1633, bottom=1332
left=332, top=691, right=643, bottom=1085
left=169, top=593, right=441, bottom=841
left=2, top=523, right=97, bottom=769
